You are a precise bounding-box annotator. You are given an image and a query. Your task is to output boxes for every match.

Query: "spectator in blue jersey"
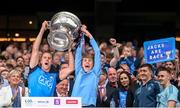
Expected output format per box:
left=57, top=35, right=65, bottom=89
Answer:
left=133, top=63, right=160, bottom=107
left=156, top=67, right=178, bottom=107
left=71, top=25, right=101, bottom=107
left=28, top=21, right=74, bottom=97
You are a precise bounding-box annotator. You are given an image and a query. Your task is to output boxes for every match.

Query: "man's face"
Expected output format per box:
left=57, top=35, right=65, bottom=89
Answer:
left=60, top=64, right=68, bottom=70
left=157, top=71, right=170, bottom=86
left=6, top=45, right=14, bottom=55
left=17, top=58, right=24, bottom=67
left=56, top=79, right=68, bottom=97
left=138, top=67, right=152, bottom=82
left=165, top=61, right=174, bottom=70
left=0, top=59, right=6, bottom=67
left=0, top=66, right=6, bottom=73
left=108, top=68, right=117, bottom=83
left=64, top=53, right=69, bottom=62
left=53, top=55, right=60, bottom=65
left=101, top=54, right=106, bottom=65
left=40, top=52, right=52, bottom=72
left=1, top=70, right=9, bottom=79
left=42, top=44, right=49, bottom=52
left=82, top=57, right=93, bottom=72
left=23, top=54, right=30, bottom=65
left=99, top=73, right=107, bottom=84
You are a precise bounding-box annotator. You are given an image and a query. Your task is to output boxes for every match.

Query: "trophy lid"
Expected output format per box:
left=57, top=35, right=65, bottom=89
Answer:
left=50, top=11, right=81, bottom=32
left=47, top=11, right=81, bottom=51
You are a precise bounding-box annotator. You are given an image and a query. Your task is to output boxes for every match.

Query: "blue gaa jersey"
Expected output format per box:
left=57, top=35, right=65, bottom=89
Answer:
left=156, top=84, right=178, bottom=107
left=71, top=38, right=101, bottom=106
left=28, top=66, right=58, bottom=96
left=119, top=90, right=127, bottom=108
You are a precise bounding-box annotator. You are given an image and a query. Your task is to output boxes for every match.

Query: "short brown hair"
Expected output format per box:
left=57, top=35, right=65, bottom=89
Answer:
left=82, top=53, right=94, bottom=60
left=157, top=66, right=171, bottom=75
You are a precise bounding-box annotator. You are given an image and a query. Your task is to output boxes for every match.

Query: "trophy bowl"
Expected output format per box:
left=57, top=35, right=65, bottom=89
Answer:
left=47, top=11, right=81, bottom=51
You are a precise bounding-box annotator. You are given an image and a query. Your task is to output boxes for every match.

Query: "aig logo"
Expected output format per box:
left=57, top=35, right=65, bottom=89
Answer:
left=25, top=99, right=33, bottom=104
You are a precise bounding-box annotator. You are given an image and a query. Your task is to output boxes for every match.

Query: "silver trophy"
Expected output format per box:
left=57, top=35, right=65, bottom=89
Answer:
left=47, top=11, right=81, bottom=51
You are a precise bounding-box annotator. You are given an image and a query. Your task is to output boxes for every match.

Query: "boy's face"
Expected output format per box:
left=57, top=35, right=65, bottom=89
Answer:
left=56, top=79, right=68, bottom=97
left=82, top=57, right=93, bottom=72
left=122, top=47, right=132, bottom=57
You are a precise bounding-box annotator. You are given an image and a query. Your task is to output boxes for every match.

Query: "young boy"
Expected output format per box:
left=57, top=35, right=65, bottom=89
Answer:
left=71, top=25, right=101, bottom=107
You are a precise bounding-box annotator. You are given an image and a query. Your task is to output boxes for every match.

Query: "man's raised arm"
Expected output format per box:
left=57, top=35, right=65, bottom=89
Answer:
left=30, top=21, right=48, bottom=69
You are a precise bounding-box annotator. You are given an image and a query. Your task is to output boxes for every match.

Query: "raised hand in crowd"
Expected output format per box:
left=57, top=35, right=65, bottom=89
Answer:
left=109, top=38, right=117, bottom=47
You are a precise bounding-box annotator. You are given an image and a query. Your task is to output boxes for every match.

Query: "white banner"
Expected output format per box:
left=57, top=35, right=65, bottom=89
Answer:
left=21, top=97, right=82, bottom=108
